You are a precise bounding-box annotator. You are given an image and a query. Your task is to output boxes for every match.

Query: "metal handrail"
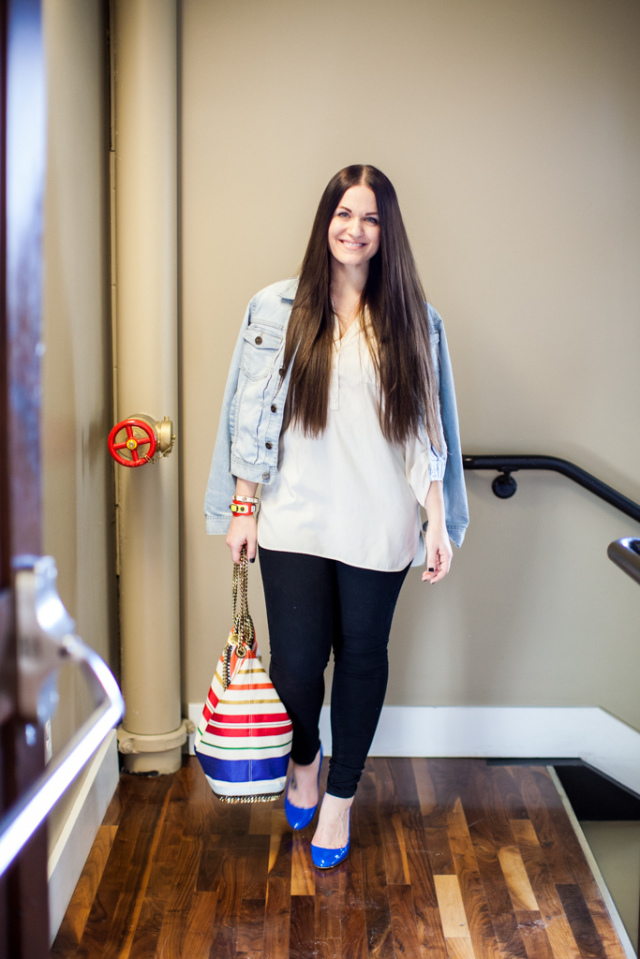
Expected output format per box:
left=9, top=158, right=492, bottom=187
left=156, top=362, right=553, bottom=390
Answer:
left=0, top=634, right=124, bottom=876
left=463, top=454, right=640, bottom=524
left=607, top=538, right=640, bottom=587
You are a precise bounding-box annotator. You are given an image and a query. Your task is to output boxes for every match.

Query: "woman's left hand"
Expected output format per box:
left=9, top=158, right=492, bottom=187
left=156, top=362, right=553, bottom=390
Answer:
left=422, top=524, right=453, bottom=584
left=421, top=480, right=452, bottom=583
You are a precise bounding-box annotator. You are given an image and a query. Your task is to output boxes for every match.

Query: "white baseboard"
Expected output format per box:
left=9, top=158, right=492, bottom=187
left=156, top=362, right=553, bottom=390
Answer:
left=188, top=703, right=640, bottom=797
left=48, top=730, right=120, bottom=944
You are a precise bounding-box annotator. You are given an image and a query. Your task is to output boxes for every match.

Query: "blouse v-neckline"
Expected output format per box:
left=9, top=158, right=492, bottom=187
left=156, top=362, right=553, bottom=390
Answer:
left=333, top=313, right=361, bottom=344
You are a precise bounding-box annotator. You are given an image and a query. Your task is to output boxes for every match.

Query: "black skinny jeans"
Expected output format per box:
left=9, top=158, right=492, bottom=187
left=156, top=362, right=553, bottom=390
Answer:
left=259, top=547, right=410, bottom=799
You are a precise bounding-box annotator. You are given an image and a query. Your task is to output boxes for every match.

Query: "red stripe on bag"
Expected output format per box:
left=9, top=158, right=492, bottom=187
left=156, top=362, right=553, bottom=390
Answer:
left=205, top=691, right=220, bottom=710
left=202, top=696, right=219, bottom=722
left=210, top=712, right=291, bottom=725
left=210, top=725, right=291, bottom=738
left=227, top=682, right=276, bottom=691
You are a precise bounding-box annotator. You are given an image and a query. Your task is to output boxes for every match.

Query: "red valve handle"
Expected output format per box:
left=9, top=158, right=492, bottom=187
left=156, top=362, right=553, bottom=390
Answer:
left=108, top=418, right=157, bottom=468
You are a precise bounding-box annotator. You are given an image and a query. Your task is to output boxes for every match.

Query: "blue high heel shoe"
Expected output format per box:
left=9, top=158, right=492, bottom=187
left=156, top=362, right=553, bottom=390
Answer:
left=284, top=745, right=323, bottom=831
left=311, top=810, right=350, bottom=869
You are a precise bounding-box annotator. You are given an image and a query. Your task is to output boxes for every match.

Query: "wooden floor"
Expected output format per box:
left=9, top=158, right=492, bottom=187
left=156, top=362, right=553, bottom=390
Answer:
left=52, top=757, right=629, bottom=959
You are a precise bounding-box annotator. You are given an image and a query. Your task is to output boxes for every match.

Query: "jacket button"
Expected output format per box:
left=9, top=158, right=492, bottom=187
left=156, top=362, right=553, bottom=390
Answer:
left=271, top=404, right=277, bottom=413
left=265, top=442, right=273, bottom=450
left=255, top=335, right=263, bottom=345
left=262, top=472, right=270, bottom=480
left=279, top=367, right=285, bottom=376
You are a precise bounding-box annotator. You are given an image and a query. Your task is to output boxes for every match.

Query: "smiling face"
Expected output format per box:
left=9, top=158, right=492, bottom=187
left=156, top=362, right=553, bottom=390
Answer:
left=327, top=184, right=380, bottom=271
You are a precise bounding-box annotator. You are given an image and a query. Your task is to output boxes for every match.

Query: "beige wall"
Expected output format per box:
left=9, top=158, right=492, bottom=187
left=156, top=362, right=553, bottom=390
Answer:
left=42, top=0, right=115, bottom=851
left=181, top=1, right=640, bottom=726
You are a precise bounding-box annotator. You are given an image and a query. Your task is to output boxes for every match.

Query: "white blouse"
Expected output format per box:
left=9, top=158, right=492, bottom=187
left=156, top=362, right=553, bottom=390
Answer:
left=257, top=317, right=434, bottom=572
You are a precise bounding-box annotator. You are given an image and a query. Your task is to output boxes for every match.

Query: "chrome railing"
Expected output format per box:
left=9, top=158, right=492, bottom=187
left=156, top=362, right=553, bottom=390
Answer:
left=0, top=558, right=124, bottom=877
left=607, top=538, right=640, bottom=588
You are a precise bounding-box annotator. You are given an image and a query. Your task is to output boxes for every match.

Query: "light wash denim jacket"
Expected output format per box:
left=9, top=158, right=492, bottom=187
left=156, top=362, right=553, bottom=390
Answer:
left=205, top=278, right=469, bottom=547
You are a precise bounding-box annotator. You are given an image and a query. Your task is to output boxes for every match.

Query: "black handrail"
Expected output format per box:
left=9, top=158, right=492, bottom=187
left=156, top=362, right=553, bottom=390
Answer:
left=607, top=538, right=640, bottom=586
left=463, top=454, right=640, bottom=524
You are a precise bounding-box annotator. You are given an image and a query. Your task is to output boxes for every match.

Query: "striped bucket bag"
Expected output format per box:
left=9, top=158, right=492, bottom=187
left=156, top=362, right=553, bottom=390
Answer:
left=194, top=548, right=292, bottom=802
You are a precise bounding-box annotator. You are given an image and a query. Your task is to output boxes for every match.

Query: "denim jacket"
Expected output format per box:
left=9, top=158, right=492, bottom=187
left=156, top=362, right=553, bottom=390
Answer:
left=204, top=278, right=469, bottom=547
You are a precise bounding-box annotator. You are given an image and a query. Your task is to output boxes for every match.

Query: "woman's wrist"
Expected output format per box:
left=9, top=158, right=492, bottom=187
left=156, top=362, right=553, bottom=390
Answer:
left=235, top=478, right=259, bottom=497
left=424, top=480, right=446, bottom=529
left=231, top=479, right=260, bottom=516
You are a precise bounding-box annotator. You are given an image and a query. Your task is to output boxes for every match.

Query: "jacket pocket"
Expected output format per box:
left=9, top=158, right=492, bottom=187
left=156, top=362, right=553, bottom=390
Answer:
left=239, top=322, right=284, bottom=380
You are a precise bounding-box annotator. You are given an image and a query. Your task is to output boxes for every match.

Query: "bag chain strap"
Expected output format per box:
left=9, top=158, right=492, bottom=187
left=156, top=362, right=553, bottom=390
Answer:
left=222, top=545, right=255, bottom=690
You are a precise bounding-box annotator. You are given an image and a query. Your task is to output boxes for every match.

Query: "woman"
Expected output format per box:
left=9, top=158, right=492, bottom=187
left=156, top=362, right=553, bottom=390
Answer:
left=205, top=165, right=468, bottom=868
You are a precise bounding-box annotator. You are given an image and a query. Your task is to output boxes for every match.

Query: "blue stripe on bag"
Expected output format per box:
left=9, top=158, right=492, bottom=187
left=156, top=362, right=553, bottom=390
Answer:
left=195, top=750, right=289, bottom=784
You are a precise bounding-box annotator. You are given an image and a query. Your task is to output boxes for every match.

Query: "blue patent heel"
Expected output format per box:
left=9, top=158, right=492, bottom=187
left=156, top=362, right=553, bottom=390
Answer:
left=311, top=810, right=351, bottom=869
left=284, top=745, right=323, bottom=831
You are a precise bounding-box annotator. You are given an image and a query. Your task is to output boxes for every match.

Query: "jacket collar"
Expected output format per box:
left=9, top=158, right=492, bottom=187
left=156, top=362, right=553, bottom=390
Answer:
left=279, top=277, right=299, bottom=302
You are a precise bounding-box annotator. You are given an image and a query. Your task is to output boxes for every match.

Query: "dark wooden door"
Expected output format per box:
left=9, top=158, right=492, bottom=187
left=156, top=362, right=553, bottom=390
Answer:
left=0, top=0, right=50, bottom=955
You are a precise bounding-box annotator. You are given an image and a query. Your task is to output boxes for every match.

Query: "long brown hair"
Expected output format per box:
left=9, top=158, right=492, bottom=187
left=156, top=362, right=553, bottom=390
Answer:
left=282, top=165, right=441, bottom=450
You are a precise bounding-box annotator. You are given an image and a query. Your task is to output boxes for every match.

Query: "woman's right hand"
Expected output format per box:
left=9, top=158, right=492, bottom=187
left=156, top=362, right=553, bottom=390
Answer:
left=226, top=515, right=258, bottom=564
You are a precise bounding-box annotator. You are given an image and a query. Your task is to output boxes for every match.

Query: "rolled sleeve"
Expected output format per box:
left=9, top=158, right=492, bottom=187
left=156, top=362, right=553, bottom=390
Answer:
left=428, top=440, right=447, bottom=482
left=405, top=427, right=446, bottom=506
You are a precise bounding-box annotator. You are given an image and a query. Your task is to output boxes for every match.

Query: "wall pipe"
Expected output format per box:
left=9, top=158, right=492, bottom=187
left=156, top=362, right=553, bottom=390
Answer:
left=112, top=0, right=186, bottom=773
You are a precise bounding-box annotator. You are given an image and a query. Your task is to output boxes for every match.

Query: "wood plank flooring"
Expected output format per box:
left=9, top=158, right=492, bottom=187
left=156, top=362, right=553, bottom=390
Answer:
left=51, top=758, right=629, bottom=959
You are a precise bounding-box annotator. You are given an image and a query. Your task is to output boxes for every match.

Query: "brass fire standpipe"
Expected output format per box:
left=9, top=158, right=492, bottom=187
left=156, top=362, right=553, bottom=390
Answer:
left=108, top=414, right=175, bottom=468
